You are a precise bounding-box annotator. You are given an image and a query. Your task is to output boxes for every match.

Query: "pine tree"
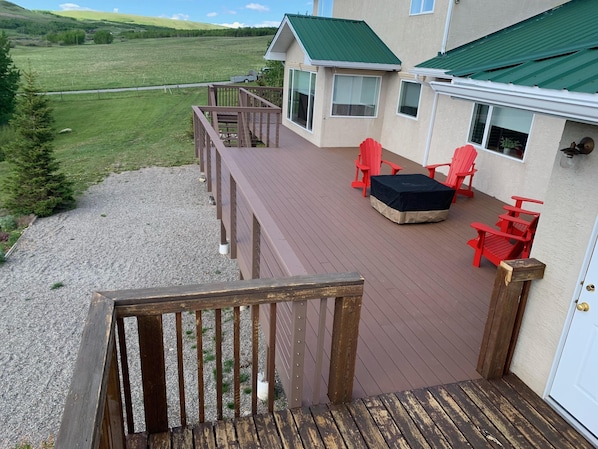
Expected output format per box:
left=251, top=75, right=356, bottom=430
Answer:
left=0, top=31, right=20, bottom=125
left=2, top=69, right=75, bottom=217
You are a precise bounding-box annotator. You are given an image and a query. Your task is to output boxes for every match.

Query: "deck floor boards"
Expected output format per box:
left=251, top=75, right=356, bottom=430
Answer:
left=216, top=126, right=521, bottom=397
left=135, top=376, right=593, bottom=449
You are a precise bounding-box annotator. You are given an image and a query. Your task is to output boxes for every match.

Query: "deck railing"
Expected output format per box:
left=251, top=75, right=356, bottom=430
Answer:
left=205, top=84, right=282, bottom=148
left=195, top=102, right=342, bottom=406
left=55, top=273, right=364, bottom=449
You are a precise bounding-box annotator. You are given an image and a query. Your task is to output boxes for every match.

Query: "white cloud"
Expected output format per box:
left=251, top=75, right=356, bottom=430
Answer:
left=246, top=3, right=269, bottom=12
left=171, top=13, right=190, bottom=21
left=255, top=20, right=282, bottom=27
left=113, top=8, right=118, bottom=13
left=207, top=12, right=217, bottom=17
left=59, top=3, right=93, bottom=11
left=220, top=21, right=245, bottom=28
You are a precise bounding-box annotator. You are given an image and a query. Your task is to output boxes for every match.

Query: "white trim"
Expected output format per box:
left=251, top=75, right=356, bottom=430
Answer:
left=545, top=213, right=598, bottom=447
left=410, top=67, right=451, bottom=79
left=430, top=79, right=598, bottom=124
left=309, top=59, right=400, bottom=71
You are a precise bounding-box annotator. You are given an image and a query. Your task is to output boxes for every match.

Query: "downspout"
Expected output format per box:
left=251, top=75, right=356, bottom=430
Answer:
left=441, top=0, right=456, bottom=54
left=423, top=89, right=439, bottom=166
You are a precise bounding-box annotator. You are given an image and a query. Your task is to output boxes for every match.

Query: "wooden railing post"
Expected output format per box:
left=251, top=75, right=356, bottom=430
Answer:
left=137, top=315, right=169, bottom=433
left=328, top=294, right=363, bottom=404
left=477, top=258, right=545, bottom=380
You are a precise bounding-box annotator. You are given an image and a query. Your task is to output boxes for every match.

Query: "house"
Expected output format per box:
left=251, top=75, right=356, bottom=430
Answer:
left=266, top=0, right=598, bottom=444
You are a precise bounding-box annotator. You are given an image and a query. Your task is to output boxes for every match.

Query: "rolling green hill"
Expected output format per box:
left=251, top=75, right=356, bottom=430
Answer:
left=0, top=0, right=231, bottom=43
left=52, top=10, right=225, bottom=30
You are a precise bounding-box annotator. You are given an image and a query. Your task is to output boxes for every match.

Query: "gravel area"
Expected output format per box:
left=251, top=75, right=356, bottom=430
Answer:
left=0, top=165, right=258, bottom=448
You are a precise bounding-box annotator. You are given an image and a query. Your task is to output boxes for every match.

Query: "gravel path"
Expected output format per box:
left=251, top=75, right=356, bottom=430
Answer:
left=0, top=165, right=241, bottom=448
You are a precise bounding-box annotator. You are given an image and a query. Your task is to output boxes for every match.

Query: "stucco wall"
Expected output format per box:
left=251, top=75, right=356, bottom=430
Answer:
left=333, top=0, right=569, bottom=68
left=424, top=94, right=563, bottom=204
left=511, top=122, right=598, bottom=396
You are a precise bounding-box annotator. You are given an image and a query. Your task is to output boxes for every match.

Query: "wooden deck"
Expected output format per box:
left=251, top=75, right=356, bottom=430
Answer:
left=217, top=125, right=510, bottom=399
left=129, top=375, right=593, bottom=448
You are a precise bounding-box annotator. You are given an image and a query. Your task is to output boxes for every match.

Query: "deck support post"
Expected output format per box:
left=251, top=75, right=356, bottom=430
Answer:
left=477, top=258, right=545, bottom=379
left=328, top=294, right=363, bottom=404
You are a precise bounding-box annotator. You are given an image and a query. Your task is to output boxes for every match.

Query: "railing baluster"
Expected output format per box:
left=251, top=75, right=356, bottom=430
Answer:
left=312, top=298, right=328, bottom=404
left=195, top=310, right=205, bottom=423
left=175, top=312, right=187, bottom=427
left=215, top=308, right=223, bottom=420
left=251, top=214, right=260, bottom=279
left=230, top=175, right=237, bottom=259
left=233, top=306, right=241, bottom=417
left=116, top=318, right=134, bottom=434
left=251, top=304, right=260, bottom=414
left=267, top=303, right=277, bottom=413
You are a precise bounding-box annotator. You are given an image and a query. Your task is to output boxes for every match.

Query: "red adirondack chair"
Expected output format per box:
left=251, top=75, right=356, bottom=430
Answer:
left=352, top=138, right=402, bottom=197
left=496, top=195, right=543, bottom=236
left=467, top=213, right=539, bottom=267
left=425, top=144, right=478, bottom=202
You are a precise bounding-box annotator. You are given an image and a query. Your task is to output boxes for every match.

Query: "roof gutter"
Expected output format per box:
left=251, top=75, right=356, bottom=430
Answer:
left=430, top=78, right=598, bottom=124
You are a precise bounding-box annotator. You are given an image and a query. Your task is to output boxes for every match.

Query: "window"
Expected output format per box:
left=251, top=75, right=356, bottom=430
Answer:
left=331, top=75, right=381, bottom=117
left=410, top=0, right=435, bottom=15
left=317, top=0, right=334, bottom=17
left=468, top=103, right=534, bottom=160
left=288, top=69, right=316, bottom=131
left=397, top=80, right=421, bottom=118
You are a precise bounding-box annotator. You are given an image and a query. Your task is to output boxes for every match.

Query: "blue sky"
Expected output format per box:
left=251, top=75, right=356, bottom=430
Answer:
left=12, top=1, right=329, bottom=28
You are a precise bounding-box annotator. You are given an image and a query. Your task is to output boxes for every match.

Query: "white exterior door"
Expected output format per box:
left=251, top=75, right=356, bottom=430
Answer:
left=550, top=240, right=598, bottom=438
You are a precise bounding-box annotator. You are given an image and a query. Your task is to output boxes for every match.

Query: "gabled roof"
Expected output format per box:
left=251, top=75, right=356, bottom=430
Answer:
left=415, top=0, right=598, bottom=94
left=265, top=14, right=401, bottom=71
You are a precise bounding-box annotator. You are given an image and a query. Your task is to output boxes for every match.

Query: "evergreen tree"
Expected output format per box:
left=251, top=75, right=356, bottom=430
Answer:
left=2, top=69, right=74, bottom=217
left=0, top=31, right=20, bottom=125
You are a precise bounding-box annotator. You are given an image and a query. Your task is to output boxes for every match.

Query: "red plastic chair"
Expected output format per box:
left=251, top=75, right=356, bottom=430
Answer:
left=467, top=213, right=539, bottom=267
left=351, top=138, right=402, bottom=197
left=426, top=144, right=478, bottom=202
left=496, top=196, right=543, bottom=236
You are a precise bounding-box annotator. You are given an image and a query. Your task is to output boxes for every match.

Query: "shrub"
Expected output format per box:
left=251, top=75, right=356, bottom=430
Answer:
left=0, top=215, right=17, bottom=231
left=93, top=30, right=114, bottom=44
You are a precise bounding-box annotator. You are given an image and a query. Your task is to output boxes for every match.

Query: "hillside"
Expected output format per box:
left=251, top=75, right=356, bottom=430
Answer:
left=52, top=10, right=225, bottom=31
left=0, top=0, right=229, bottom=43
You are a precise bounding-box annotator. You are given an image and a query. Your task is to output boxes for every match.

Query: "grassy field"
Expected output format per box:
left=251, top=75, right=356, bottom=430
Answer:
left=10, top=35, right=272, bottom=91
left=0, top=88, right=206, bottom=205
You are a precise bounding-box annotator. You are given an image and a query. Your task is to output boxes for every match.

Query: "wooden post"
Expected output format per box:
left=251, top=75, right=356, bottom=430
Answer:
left=328, top=295, right=363, bottom=404
left=99, top=346, right=126, bottom=449
left=137, top=315, right=169, bottom=433
left=477, top=258, right=545, bottom=380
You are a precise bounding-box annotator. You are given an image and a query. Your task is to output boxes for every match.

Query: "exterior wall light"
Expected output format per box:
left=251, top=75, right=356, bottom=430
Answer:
left=559, top=137, right=594, bottom=168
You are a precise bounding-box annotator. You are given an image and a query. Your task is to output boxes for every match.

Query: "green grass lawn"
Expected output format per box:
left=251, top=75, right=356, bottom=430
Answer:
left=0, top=88, right=207, bottom=206
left=11, top=35, right=271, bottom=91
left=0, top=34, right=273, bottom=210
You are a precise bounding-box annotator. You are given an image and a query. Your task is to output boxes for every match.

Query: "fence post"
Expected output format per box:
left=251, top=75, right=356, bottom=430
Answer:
left=477, top=258, right=545, bottom=379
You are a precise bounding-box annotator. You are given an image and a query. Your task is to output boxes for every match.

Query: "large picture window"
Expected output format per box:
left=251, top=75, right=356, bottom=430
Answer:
left=397, top=80, right=421, bottom=118
left=410, top=0, right=435, bottom=15
left=468, top=103, right=533, bottom=160
left=332, top=75, right=381, bottom=117
left=288, top=69, right=316, bottom=131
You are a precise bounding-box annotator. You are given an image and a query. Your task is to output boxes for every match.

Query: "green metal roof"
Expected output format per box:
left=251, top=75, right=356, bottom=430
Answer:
left=416, top=0, right=598, bottom=93
left=266, top=14, right=401, bottom=71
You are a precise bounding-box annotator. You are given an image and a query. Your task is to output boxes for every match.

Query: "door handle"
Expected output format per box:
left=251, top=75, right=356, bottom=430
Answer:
left=576, top=302, right=590, bottom=312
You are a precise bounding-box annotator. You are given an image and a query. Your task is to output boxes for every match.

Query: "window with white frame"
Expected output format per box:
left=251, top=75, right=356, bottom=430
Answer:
left=288, top=69, right=316, bottom=131
left=468, top=103, right=534, bottom=160
left=397, top=80, right=421, bottom=118
left=331, top=74, right=381, bottom=117
left=316, top=0, right=334, bottom=17
left=410, top=0, right=435, bottom=15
